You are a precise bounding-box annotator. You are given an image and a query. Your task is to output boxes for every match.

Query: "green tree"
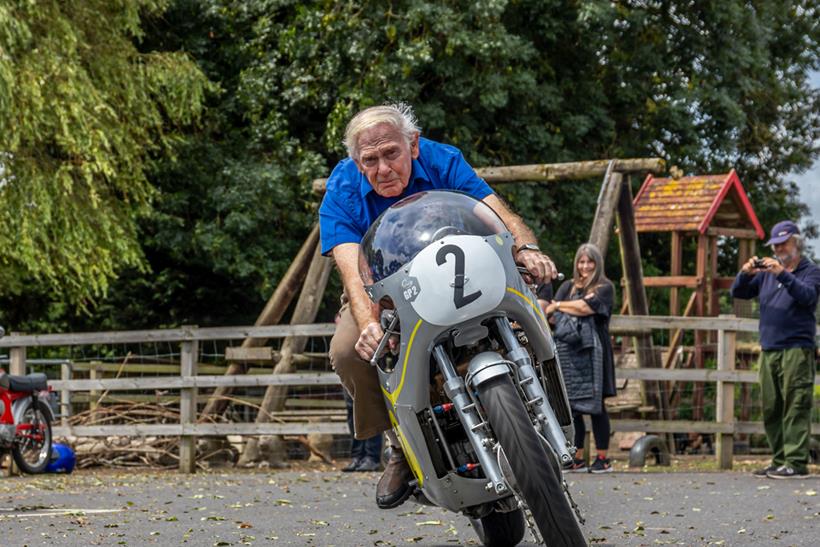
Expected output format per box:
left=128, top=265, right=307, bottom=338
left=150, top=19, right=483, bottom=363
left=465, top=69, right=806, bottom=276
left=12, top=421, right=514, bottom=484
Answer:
left=78, top=0, right=322, bottom=329
left=0, top=0, right=210, bottom=308
left=230, top=0, right=820, bottom=287
left=4, top=0, right=819, bottom=331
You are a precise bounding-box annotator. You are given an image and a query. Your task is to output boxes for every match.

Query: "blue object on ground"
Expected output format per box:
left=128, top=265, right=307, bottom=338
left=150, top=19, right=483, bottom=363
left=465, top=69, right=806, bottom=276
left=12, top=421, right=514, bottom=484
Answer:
left=46, top=443, right=76, bottom=473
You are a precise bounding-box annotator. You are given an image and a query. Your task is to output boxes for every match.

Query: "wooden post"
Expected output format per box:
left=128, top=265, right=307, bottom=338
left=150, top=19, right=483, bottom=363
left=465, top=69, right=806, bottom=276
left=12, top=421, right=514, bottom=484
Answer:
left=588, top=163, right=624, bottom=256
left=693, top=234, right=708, bottom=421
left=616, top=177, right=668, bottom=421
left=179, top=330, right=199, bottom=473
left=716, top=315, right=737, bottom=469
left=9, top=340, right=26, bottom=376
left=200, top=224, right=320, bottom=420
left=733, top=238, right=753, bottom=318
left=60, top=362, right=72, bottom=427
left=707, top=237, right=719, bottom=355
left=239, top=245, right=334, bottom=464
left=8, top=339, right=25, bottom=476
left=89, top=363, right=101, bottom=417
left=313, top=158, right=666, bottom=194
left=669, top=231, right=683, bottom=344
left=708, top=236, right=719, bottom=319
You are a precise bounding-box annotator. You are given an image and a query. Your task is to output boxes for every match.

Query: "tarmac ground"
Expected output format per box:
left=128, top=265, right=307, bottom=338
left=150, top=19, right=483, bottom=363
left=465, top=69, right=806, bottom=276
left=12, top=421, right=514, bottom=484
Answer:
left=0, top=459, right=817, bottom=546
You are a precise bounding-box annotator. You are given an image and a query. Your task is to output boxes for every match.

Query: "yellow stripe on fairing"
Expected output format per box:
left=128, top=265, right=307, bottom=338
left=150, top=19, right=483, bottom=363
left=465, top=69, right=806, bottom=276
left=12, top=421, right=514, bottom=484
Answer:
left=381, top=318, right=423, bottom=406
left=388, top=408, right=424, bottom=487
left=506, top=286, right=547, bottom=325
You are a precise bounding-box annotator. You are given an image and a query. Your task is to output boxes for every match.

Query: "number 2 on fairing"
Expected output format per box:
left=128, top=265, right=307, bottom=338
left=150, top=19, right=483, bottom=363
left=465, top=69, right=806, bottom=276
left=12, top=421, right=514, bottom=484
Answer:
left=407, top=235, right=505, bottom=326
left=435, top=244, right=482, bottom=309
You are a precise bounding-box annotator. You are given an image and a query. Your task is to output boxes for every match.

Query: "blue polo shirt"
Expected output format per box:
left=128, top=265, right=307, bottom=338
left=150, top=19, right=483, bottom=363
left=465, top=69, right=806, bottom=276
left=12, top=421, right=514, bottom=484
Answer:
left=730, top=257, right=820, bottom=350
left=319, top=137, right=493, bottom=255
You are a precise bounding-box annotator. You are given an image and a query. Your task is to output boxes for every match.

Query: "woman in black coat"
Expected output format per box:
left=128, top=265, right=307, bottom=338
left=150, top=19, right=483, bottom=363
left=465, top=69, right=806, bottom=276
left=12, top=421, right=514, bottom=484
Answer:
left=544, top=243, right=616, bottom=473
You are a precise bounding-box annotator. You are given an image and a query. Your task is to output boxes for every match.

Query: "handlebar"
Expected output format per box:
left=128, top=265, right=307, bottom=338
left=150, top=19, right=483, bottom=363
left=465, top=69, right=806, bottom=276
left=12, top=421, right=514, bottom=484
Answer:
left=370, top=313, right=399, bottom=367
left=516, top=266, right=565, bottom=283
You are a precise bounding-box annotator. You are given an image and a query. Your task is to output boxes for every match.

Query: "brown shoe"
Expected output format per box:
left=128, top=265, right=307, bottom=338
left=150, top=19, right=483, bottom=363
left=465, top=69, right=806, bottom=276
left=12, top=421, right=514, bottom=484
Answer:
left=376, top=448, right=413, bottom=509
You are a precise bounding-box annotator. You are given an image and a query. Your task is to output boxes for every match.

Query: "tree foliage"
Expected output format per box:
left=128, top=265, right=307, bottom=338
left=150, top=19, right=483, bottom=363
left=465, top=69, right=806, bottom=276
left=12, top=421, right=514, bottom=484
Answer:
left=2, top=0, right=818, bottom=330
left=0, top=0, right=210, bottom=307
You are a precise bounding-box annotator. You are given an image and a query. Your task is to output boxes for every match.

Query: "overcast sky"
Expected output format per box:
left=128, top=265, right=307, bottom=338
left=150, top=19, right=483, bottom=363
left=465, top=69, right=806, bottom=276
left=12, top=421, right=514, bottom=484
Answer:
left=793, top=70, right=820, bottom=252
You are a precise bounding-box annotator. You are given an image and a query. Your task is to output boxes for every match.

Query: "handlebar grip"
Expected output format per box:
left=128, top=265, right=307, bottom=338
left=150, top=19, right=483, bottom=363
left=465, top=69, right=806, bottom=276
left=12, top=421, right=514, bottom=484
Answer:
left=516, top=266, right=565, bottom=282
left=369, top=314, right=399, bottom=367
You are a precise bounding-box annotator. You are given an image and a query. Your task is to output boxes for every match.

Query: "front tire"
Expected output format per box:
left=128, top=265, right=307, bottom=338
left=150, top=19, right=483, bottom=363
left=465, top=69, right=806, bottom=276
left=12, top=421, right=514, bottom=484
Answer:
left=470, top=508, right=526, bottom=547
left=12, top=398, right=53, bottom=474
left=478, top=374, right=586, bottom=546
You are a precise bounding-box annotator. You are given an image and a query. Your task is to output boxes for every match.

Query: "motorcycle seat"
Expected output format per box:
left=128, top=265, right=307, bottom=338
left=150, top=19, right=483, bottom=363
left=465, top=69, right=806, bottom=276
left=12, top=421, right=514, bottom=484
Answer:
left=7, top=373, right=48, bottom=392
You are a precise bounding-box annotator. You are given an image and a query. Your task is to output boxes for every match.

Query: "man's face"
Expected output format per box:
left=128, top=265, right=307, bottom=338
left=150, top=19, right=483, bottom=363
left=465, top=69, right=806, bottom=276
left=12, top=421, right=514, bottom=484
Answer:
left=354, top=123, right=419, bottom=198
left=772, top=236, right=799, bottom=263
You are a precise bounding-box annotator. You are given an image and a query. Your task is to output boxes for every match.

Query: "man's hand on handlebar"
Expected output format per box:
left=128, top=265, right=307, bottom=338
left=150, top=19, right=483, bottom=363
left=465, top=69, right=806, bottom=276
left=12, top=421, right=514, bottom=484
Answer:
left=515, top=248, right=557, bottom=283
left=355, top=321, right=399, bottom=362
left=355, top=322, right=383, bottom=361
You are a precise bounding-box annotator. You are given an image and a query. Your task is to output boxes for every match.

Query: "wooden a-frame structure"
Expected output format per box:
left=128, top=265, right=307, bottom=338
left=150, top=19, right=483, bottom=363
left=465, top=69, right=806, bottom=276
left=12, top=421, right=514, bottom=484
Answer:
left=199, top=157, right=672, bottom=460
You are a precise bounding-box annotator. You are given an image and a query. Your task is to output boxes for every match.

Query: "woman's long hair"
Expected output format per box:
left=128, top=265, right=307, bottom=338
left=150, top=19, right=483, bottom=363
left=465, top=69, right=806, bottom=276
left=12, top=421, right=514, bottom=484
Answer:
left=572, top=243, right=608, bottom=295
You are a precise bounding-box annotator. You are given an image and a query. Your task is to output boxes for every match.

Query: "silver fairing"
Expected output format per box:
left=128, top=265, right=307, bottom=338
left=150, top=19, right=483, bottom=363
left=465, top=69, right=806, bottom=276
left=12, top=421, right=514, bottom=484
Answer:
left=361, top=191, right=574, bottom=514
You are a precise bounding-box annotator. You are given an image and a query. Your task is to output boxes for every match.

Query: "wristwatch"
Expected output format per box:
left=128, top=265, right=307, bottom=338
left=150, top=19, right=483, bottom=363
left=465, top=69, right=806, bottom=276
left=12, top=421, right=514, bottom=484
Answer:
left=517, top=243, right=541, bottom=254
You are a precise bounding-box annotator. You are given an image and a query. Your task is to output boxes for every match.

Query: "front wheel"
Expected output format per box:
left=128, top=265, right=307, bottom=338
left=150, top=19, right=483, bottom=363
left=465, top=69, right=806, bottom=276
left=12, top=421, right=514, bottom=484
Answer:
left=12, top=398, right=53, bottom=474
left=470, top=508, right=526, bottom=547
left=478, top=374, right=586, bottom=546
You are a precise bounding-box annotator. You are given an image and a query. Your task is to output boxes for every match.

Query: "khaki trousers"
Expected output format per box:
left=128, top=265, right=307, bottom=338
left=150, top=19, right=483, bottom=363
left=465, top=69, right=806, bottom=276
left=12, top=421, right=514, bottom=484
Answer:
left=759, top=348, right=815, bottom=473
left=330, top=305, right=391, bottom=440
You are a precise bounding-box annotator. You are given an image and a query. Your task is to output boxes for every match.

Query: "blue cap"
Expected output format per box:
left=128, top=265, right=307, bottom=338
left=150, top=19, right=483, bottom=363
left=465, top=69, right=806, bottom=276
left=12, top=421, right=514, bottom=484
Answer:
left=765, top=220, right=799, bottom=246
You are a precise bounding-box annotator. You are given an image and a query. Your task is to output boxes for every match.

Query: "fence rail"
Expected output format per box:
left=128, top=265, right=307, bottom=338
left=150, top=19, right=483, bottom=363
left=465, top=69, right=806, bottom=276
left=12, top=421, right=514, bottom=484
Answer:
left=0, top=323, right=336, bottom=348
left=4, top=314, right=818, bottom=472
left=0, top=314, right=764, bottom=348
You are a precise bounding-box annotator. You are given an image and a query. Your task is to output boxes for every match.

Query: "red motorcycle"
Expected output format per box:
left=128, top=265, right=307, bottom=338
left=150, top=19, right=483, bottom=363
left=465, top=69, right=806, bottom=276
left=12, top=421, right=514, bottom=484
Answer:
left=0, top=328, right=55, bottom=473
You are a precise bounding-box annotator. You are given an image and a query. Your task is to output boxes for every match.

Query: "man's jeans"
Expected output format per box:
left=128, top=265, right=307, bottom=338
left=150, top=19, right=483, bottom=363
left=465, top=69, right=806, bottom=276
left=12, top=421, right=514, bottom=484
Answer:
left=759, top=348, right=815, bottom=473
left=344, top=391, right=383, bottom=462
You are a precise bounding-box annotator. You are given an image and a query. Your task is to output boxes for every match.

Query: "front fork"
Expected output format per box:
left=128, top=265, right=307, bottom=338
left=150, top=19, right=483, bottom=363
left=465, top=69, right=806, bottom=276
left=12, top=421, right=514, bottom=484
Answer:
left=431, top=345, right=508, bottom=495
left=494, top=317, right=574, bottom=465
left=16, top=394, right=45, bottom=442
left=429, top=315, right=573, bottom=495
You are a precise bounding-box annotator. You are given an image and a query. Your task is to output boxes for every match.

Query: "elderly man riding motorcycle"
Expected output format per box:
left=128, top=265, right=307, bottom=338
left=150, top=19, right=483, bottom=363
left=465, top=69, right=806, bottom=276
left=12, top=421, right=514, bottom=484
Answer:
left=319, top=103, right=556, bottom=509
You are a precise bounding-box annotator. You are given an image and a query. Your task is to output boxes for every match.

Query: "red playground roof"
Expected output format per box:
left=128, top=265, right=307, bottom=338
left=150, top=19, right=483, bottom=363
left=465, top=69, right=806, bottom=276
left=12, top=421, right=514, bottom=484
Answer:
left=633, top=169, right=765, bottom=238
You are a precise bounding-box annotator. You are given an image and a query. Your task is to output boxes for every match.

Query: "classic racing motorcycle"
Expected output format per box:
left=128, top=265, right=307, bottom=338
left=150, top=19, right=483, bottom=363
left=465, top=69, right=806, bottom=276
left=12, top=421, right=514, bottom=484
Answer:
left=360, top=191, right=586, bottom=546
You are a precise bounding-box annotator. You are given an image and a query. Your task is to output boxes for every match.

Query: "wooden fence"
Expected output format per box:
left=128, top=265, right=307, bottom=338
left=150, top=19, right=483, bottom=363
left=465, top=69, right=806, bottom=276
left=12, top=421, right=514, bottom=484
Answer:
left=1, top=315, right=817, bottom=472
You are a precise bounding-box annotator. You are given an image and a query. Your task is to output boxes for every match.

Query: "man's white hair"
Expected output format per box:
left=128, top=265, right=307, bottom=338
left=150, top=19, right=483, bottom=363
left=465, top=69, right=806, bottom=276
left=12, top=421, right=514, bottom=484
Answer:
left=793, top=233, right=806, bottom=254
left=772, top=233, right=805, bottom=254
left=344, top=103, right=421, bottom=160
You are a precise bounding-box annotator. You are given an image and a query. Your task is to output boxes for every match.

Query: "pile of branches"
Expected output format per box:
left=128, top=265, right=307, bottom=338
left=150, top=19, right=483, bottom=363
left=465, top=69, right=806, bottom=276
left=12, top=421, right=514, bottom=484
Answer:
left=57, top=398, right=333, bottom=469
left=64, top=402, right=179, bottom=469
left=60, top=402, right=238, bottom=469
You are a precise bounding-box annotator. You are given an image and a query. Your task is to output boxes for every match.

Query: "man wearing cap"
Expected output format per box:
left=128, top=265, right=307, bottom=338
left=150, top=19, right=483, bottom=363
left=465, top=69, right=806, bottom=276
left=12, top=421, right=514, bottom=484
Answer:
left=731, top=220, right=820, bottom=479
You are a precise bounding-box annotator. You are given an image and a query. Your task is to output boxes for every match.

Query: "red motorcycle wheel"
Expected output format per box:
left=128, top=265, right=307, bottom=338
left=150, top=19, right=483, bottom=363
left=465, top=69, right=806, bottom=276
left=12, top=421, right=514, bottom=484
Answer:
left=12, top=399, right=53, bottom=474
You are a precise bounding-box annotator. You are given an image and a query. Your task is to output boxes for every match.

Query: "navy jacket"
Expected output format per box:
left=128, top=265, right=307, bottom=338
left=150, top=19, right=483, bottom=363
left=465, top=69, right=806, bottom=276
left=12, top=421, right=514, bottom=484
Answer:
left=730, top=257, right=820, bottom=350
